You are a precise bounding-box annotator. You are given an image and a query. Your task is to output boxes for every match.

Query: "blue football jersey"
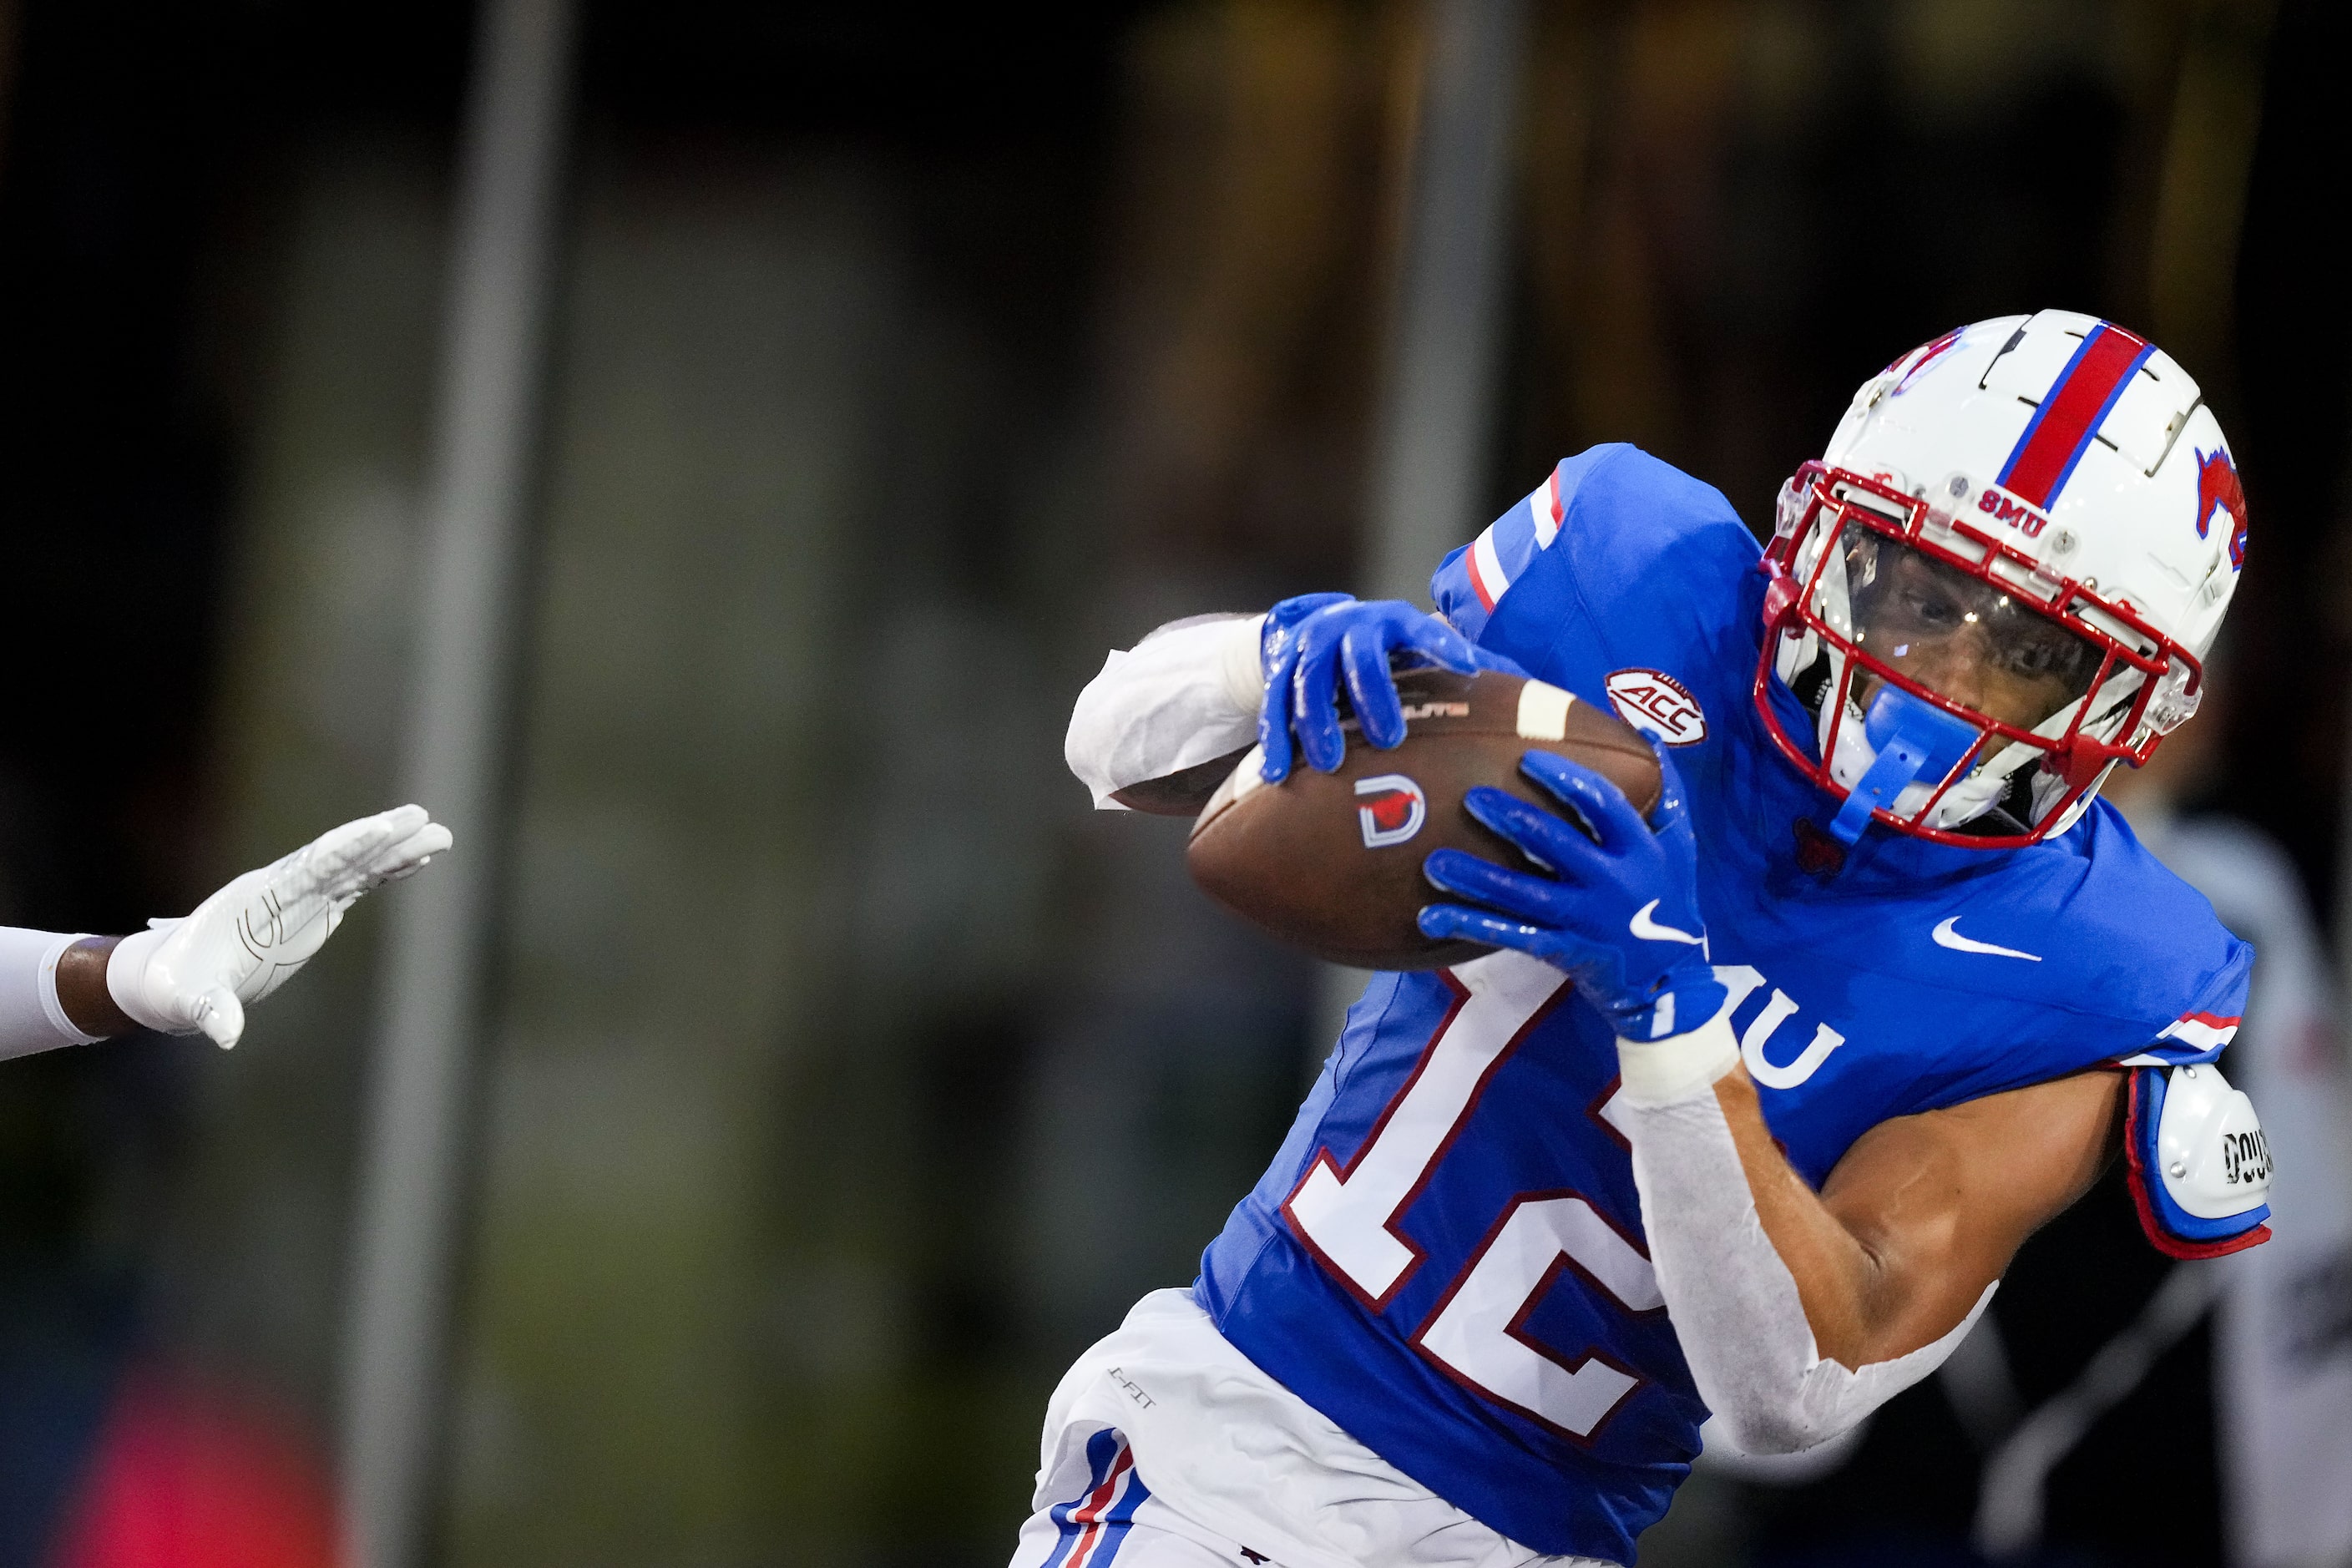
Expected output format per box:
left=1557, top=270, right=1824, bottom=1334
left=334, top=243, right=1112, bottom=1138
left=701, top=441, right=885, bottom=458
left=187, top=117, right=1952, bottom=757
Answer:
left=1192, top=444, right=2253, bottom=1563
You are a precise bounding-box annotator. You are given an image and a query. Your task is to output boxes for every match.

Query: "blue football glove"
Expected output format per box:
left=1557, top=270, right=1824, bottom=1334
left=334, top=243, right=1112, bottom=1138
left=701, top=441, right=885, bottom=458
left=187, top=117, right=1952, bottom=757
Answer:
left=1418, top=749, right=1727, bottom=1041
left=1257, top=595, right=1485, bottom=781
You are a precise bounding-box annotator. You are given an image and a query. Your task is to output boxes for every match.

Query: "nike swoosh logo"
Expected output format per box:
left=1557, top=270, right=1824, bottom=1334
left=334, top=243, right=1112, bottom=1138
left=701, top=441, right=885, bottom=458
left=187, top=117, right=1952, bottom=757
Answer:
left=1629, top=898, right=1705, bottom=945
left=1931, top=917, right=2041, bottom=962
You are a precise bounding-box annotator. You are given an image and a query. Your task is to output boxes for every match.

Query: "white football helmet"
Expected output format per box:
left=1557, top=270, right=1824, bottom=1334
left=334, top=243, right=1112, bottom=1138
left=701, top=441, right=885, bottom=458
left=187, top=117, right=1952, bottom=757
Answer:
left=1756, top=311, right=2245, bottom=848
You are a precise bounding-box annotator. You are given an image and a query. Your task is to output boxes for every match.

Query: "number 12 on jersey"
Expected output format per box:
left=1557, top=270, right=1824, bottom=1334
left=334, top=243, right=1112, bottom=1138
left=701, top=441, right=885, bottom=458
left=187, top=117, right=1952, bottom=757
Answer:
left=1282, top=954, right=1662, bottom=1441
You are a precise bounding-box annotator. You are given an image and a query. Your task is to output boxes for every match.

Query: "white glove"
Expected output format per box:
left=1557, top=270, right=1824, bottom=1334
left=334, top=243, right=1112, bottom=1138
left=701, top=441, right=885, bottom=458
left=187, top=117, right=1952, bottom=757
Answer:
left=107, top=804, right=453, bottom=1048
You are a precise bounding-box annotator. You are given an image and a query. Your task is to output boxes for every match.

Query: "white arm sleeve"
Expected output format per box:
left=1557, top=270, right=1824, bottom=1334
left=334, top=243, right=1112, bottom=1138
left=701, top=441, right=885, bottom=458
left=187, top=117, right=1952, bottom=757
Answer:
left=1065, top=613, right=1267, bottom=809
left=0, top=927, right=106, bottom=1060
left=1616, top=1019, right=1995, bottom=1454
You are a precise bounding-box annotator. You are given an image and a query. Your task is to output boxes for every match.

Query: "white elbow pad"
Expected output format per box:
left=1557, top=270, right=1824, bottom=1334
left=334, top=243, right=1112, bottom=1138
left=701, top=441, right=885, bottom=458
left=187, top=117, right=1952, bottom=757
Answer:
left=1064, top=615, right=1267, bottom=808
left=2124, top=1060, right=2272, bottom=1257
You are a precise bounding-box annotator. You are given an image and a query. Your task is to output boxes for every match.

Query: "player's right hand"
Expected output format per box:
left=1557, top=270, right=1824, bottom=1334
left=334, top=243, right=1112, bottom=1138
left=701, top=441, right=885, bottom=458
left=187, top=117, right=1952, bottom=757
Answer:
left=1257, top=594, right=1481, bottom=781
left=1417, top=748, right=1727, bottom=1041
left=108, top=805, right=451, bottom=1049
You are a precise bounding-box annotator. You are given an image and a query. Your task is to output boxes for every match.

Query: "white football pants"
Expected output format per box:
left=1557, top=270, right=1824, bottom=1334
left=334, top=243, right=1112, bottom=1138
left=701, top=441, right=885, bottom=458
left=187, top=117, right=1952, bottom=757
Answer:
left=1006, top=1289, right=1613, bottom=1568
left=1008, top=1428, right=1285, bottom=1567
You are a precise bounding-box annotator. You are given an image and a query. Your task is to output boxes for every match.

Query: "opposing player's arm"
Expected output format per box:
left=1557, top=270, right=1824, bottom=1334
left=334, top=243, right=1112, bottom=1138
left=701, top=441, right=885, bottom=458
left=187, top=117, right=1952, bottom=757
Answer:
left=1720, top=1064, right=2122, bottom=1368
left=55, top=938, right=133, bottom=1036
left=0, top=806, right=448, bottom=1061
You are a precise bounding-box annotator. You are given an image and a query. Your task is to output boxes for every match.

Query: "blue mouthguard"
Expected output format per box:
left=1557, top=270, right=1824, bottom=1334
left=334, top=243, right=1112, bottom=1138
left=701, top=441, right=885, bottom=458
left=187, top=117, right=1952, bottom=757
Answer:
left=1827, top=685, right=1982, bottom=844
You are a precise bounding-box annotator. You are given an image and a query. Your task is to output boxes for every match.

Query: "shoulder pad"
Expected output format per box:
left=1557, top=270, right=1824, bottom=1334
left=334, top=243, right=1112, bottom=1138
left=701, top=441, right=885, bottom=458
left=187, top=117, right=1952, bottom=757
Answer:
left=2122, top=1061, right=2272, bottom=1258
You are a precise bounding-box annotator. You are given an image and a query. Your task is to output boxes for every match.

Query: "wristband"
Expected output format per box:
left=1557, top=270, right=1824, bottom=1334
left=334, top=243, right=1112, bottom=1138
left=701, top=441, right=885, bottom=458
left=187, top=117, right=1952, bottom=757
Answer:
left=1615, top=1003, right=1740, bottom=1107
left=38, top=933, right=104, bottom=1045
left=1218, top=614, right=1270, bottom=715
left=105, top=924, right=183, bottom=1034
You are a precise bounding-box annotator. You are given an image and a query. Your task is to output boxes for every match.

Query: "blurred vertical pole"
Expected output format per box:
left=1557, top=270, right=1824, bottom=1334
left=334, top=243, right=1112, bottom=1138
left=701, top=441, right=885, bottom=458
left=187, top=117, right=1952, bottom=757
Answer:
left=1361, top=0, right=1529, bottom=605
left=339, top=2, right=574, bottom=1565
left=1323, top=0, right=1527, bottom=1038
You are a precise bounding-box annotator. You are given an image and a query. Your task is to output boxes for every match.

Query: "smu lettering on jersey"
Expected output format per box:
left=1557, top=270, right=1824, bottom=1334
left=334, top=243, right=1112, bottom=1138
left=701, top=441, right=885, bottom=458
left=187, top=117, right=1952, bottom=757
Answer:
left=1194, top=444, right=2252, bottom=1563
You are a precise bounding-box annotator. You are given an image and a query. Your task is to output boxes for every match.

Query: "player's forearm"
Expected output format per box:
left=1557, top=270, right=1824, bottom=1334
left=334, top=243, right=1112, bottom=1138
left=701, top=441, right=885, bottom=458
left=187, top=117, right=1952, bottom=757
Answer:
left=1616, top=1019, right=1988, bottom=1454
left=1065, top=613, right=1265, bottom=809
left=1712, top=1068, right=1899, bottom=1366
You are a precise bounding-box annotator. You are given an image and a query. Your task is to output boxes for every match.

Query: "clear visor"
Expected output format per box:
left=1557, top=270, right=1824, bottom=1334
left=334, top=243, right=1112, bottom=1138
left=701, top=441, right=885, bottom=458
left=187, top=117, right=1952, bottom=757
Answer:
left=1840, top=531, right=2104, bottom=732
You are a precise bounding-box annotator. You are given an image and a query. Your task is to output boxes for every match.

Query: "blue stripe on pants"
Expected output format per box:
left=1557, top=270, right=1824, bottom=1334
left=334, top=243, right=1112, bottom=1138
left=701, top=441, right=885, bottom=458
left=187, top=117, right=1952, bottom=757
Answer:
left=1089, top=1460, right=1153, bottom=1565
left=1038, top=1430, right=1124, bottom=1568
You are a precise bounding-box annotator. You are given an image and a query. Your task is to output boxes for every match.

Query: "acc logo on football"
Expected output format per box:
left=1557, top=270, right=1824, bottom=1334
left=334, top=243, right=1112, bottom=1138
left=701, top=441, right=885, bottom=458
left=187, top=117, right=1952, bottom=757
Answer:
left=1605, top=669, right=1707, bottom=746
left=1353, top=774, right=1427, bottom=848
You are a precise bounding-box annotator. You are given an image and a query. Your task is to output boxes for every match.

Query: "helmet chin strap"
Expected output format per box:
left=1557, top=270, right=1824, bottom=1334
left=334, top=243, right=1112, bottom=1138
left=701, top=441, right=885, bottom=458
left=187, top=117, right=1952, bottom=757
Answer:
left=1828, top=687, right=1982, bottom=845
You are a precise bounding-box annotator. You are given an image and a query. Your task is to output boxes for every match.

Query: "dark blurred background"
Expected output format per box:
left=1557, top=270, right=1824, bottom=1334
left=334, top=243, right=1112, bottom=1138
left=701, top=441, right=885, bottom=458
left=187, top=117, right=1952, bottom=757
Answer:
left=0, top=1, right=2343, bottom=1565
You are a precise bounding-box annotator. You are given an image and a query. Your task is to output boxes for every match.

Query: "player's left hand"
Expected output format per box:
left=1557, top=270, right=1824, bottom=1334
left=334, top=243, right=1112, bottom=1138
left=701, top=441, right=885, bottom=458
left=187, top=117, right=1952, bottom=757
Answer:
left=108, top=805, right=452, bottom=1048
left=1418, top=749, right=1727, bottom=1040
left=1258, top=595, right=1484, bottom=782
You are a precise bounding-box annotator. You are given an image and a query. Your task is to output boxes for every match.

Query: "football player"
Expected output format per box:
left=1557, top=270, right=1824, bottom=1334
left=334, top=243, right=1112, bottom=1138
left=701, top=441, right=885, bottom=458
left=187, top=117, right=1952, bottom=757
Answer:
left=1029, top=311, right=2266, bottom=1568
left=0, top=805, right=448, bottom=1059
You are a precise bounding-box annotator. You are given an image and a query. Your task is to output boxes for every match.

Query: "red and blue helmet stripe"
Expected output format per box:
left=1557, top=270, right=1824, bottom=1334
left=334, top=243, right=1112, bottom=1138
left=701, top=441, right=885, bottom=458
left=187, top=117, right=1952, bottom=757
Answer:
left=1995, top=321, right=2155, bottom=508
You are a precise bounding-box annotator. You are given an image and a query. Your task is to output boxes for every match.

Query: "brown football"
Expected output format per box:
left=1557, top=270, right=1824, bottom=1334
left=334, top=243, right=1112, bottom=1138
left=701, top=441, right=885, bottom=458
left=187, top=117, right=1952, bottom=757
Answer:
left=1186, top=668, right=1662, bottom=969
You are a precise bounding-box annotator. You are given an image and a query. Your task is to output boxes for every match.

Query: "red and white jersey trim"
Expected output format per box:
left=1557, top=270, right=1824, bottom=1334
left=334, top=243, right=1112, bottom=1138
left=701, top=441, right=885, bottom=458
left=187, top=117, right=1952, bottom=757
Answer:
left=2157, top=1011, right=2243, bottom=1052
left=1532, top=464, right=1565, bottom=548
left=1468, top=529, right=1510, bottom=613
left=1465, top=466, right=1566, bottom=613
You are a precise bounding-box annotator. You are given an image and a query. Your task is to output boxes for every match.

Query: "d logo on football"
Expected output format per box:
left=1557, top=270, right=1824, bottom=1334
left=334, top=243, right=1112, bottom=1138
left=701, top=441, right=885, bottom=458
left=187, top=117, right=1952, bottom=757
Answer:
left=1353, top=775, right=1428, bottom=848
